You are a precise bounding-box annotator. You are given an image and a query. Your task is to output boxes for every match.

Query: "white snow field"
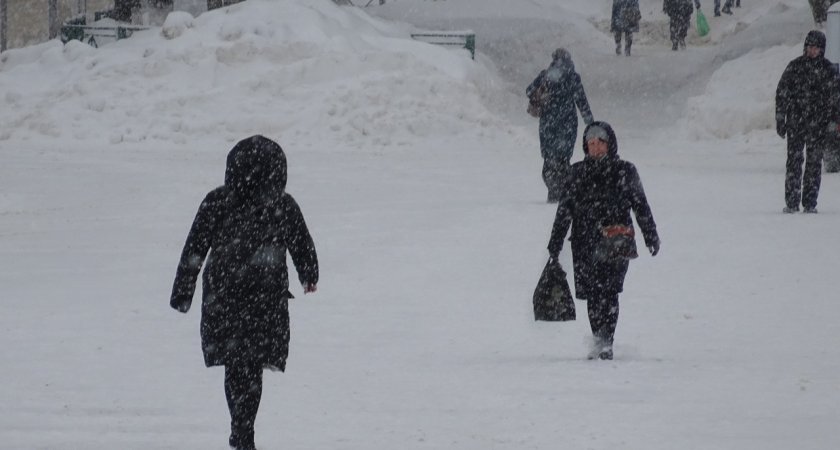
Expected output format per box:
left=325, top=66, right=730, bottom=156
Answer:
left=0, top=0, right=838, bottom=449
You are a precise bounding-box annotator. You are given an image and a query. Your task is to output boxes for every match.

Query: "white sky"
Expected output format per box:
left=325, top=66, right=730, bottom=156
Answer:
left=1, top=1, right=838, bottom=449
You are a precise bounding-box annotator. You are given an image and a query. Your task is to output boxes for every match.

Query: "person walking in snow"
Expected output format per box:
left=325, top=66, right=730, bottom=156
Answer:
left=663, top=0, right=693, bottom=50
left=775, top=30, right=840, bottom=214
left=546, top=122, right=659, bottom=360
left=809, top=0, right=840, bottom=26
left=715, top=0, right=734, bottom=16
left=170, top=135, right=319, bottom=450
left=611, top=0, right=641, bottom=56
left=526, top=48, right=594, bottom=203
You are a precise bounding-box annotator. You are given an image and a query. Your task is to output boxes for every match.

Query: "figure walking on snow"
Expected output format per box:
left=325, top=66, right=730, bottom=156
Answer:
left=546, top=122, right=659, bottom=360
left=775, top=30, right=840, bottom=214
left=526, top=48, right=594, bottom=203
left=611, top=0, right=641, bottom=56
left=170, top=135, right=319, bottom=450
left=663, top=0, right=693, bottom=50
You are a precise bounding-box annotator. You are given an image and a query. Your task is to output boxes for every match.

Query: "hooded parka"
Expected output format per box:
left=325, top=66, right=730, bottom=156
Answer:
left=526, top=51, right=594, bottom=162
left=776, top=31, right=840, bottom=137
left=170, top=135, right=319, bottom=371
left=547, top=122, right=658, bottom=300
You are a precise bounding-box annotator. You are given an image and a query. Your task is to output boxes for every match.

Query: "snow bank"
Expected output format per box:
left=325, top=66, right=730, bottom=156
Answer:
left=681, top=44, right=801, bottom=139
left=0, top=0, right=510, bottom=146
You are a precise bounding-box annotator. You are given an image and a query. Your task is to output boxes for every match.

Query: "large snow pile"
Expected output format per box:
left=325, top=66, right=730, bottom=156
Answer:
left=0, top=0, right=509, bottom=146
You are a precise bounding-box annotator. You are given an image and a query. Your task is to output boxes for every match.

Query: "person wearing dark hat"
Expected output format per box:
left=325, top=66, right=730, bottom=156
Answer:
left=170, top=135, right=319, bottom=450
left=526, top=48, right=594, bottom=203
left=546, top=122, right=659, bottom=360
left=775, top=30, right=840, bottom=214
left=611, top=0, right=641, bottom=56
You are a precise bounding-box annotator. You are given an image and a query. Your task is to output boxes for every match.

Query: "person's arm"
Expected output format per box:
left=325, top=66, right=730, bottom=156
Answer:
left=573, top=74, right=594, bottom=125
left=625, top=164, right=660, bottom=255
left=170, top=191, right=219, bottom=312
left=775, top=61, right=795, bottom=137
left=547, top=180, right=575, bottom=258
left=283, top=195, right=319, bottom=293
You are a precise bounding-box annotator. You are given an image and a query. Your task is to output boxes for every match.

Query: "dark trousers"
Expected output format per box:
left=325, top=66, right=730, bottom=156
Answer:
left=542, top=158, right=571, bottom=202
left=669, top=16, right=689, bottom=46
left=225, top=364, right=263, bottom=448
left=714, top=0, right=733, bottom=14
left=614, top=31, right=632, bottom=54
left=587, top=294, right=620, bottom=346
left=786, top=132, right=824, bottom=210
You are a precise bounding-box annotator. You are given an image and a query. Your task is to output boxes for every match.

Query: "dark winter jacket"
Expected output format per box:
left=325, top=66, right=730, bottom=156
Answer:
left=526, top=53, right=594, bottom=161
left=547, top=122, right=658, bottom=300
left=170, top=135, right=319, bottom=371
left=663, top=0, right=693, bottom=18
left=611, top=0, right=641, bottom=33
left=775, top=44, right=840, bottom=137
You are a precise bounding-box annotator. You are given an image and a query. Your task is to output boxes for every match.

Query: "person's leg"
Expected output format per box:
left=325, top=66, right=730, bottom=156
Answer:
left=614, top=31, right=622, bottom=55
left=785, top=133, right=806, bottom=211
left=225, top=364, right=264, bottom=450
left=624, top=32, right=633, bottom=56
left=723, top=0, right=733, bottom=13
left=802, top=134, right=825, bottom=211
left=669, top=19, right=679, bottom=50
left=543, top=158, right=570, bottom=202
left=587, top=293, right=619, bottom=359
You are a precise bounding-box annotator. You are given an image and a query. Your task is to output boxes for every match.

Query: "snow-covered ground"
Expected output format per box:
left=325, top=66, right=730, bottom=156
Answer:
left=1, top=0, right=838, bottom=449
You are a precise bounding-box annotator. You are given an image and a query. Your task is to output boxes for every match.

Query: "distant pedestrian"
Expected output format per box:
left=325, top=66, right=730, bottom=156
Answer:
left=526, top=48, right=594, bottom=203
left=663, top=0, right=693, bottom=50
left=775, top=31, right=840, bottom=213
left=611, top=0, right=641, bottom=56
left=546, top=122, right=660, bottom=360
left=170, top=135, right=319, bottom=450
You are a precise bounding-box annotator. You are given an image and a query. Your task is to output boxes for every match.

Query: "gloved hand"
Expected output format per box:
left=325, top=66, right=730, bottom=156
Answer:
left=170, top=295, right=191, bottom=313
left=776, top=114, right=786, bottom=139
left=648, top=240, right=660, bottom=257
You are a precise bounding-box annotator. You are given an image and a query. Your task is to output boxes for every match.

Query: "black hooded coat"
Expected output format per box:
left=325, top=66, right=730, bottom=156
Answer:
left=775, top=31, right=840, bottom=136
left=547, top=122, right=658, bottom=300
left=527, top=53, right=594, bottom=161
left=170, top=135, right=319, bottom=371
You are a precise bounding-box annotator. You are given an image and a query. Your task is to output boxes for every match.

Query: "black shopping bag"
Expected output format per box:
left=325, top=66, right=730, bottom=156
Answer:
left=533, top=258, right=575, bottom=321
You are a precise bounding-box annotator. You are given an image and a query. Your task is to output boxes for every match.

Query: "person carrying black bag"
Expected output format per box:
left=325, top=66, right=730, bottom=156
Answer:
left=546, top=122, right=659, bottom=360
left=170, top=135, right=319, bottom=450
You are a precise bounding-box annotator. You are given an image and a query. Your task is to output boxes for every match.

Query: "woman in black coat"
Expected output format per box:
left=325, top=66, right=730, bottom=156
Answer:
left=547, top=122, right=659, bottom=360
left=170, top=135, right=319, bottom=450
left=526, top=48, right=594, bottom=203
left=663, top=0, right=693, bottom=50
left=611, top=0, right=641, bottom=56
